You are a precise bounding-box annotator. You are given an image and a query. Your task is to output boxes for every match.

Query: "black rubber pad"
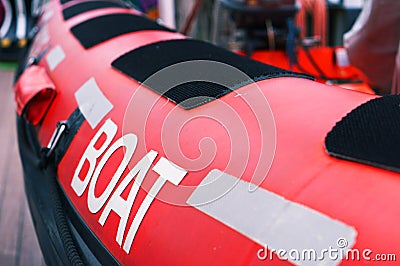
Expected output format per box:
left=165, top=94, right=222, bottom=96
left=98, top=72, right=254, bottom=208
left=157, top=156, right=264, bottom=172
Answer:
left=112, top=39, right=312, bottom=109
left=70, top=13, right=174, bottom=49
left=325, top=95, right=400, bottom=172
left=63, top=1, right=128, bottom=20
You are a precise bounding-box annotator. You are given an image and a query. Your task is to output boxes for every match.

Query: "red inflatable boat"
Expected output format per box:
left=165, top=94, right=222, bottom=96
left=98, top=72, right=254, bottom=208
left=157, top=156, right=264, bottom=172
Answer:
left=15, top=0, right=400, bottom=265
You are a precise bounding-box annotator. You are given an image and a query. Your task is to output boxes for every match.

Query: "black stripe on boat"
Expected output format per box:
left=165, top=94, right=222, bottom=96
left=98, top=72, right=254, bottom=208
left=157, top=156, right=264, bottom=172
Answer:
left=325, top=95, right=400, bottom=173
left=62, top=1, right=128, bottom=20
left=70, top=13, right=175, bottom=49
left=112, top=39, right=312, bottom=109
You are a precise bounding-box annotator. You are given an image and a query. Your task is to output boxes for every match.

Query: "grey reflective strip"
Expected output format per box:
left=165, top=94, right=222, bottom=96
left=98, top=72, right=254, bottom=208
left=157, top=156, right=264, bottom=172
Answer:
left=74, top=77, right=113, bottom=129
left=0, top=0, right=12, bottom=38
left=46, top=45, right=66, bottom=71
left=187, top=170, right=357, bottom=266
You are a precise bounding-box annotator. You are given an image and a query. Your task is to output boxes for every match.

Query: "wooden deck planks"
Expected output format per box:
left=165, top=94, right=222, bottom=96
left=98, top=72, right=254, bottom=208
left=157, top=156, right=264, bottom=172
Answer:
left=0, top=70, right=44, bottom=266
left=18, top=203, right=45, bottom=266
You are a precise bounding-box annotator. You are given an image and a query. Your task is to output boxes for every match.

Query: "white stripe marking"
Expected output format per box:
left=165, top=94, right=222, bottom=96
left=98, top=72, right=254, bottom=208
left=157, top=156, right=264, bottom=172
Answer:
left=75, top=78, right=113, bottom=129
left=187, top=170, right=357, bottom=266
left=152, top=157, right=187, bottom=186
left=46, top=45, right=66, bottom=71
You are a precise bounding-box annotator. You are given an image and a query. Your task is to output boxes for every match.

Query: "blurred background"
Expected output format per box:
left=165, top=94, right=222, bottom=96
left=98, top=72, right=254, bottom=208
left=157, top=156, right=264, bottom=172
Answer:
left=0, top=0, right=365, bottom=62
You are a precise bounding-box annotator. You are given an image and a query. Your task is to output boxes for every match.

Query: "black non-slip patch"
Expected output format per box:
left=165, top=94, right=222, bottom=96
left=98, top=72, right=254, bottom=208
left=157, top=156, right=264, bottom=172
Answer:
left=325, top=95, right=400, bottom=173
left=62, top=1, right=128, bottom=20
left=70, top=13, right=174, bottom=49
left=112, top=39, right=312, bottom=109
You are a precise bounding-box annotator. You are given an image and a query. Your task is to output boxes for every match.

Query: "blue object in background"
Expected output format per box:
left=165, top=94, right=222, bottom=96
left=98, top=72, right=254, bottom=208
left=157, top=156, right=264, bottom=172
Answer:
left=131, top=0, right=158, bottom=13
